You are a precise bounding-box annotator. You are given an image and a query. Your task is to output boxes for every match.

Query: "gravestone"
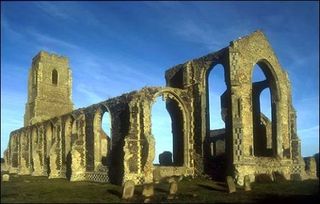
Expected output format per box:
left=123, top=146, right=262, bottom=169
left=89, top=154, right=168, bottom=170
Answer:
left=122, top=180, right=135, bottom=199
left=226, top=176, right=236, bottom=193
left=159, top=151, right=173, bottom=166
left=2, top=174, right=10, bottom=182
left=244, top=175, right=251, bottom=191
left=142, top=183, right=154, bottom=198
left=167, top=177, right=178, bottom=199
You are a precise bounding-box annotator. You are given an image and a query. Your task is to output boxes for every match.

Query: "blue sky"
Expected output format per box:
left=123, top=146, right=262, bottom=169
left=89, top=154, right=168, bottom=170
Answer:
left=1, top=2, right=319, bottom=159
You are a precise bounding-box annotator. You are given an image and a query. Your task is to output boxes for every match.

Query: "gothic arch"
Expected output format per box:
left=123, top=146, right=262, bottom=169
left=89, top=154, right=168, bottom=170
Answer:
left=150, top=88, right=190, bottom=167
left=251, top=59, right=281, bottom=157
left=93, top=104, right=112, bottom=171
left=250, top=59, right=281, bottom=101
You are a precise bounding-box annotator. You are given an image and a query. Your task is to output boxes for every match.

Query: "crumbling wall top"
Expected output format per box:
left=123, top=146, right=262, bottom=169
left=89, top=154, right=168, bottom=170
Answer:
left=32, top=50, right=69, bottom=64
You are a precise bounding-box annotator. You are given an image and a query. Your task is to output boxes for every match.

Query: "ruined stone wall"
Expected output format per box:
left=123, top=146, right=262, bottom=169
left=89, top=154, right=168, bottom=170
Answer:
left=165, top=47, right=230, bottom=176
left=165, top=31, right=301, bottom=184
left=5, top=86, right=195, bottom=185
left=4, top=31, right=305, bottom=186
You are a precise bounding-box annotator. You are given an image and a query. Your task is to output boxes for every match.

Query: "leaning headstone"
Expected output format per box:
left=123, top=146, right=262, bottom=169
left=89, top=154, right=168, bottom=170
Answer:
left=122, top=180, right=135, bottom=199
left=142, top=183, right=154, bottom=198
left=226, top=176, right=236, bottom=193
left=167, top=177, right=178, bottom=199
left=2, top=174, right=10, bottom=182
left=244, top=175, right=251, bottom=191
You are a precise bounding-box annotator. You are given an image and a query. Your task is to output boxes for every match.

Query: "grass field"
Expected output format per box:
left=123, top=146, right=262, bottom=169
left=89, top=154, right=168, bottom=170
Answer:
left=1, top=174, right=319, bottom=203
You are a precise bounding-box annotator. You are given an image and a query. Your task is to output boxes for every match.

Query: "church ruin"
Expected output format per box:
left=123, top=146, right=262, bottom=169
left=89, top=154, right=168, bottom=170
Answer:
left=3, top=31, right=307, bottom=186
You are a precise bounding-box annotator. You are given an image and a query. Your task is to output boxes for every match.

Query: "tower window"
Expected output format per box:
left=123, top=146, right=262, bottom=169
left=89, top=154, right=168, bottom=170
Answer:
left=52, top=69, right=58, bottom=85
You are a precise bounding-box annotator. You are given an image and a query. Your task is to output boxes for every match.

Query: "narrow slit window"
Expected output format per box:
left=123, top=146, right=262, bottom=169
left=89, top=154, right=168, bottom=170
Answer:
left=52, top=69, right=58, bottom=85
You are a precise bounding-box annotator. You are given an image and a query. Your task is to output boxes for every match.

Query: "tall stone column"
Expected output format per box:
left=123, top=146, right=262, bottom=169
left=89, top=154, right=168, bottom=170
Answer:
left=49, top=121, right=66, bottom=179
left=18, top=131, right=32, bottom=175
left=70, top=114, right=87, bottom=181
left=32, top=125, right=47, bottom=176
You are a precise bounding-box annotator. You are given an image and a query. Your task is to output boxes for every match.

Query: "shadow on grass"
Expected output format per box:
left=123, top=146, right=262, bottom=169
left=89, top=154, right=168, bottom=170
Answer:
left=107, top=189, right=122, bottom=198
left=154, top=187, right=168, bottom=194
left=197, top=184, right=227, bottom=192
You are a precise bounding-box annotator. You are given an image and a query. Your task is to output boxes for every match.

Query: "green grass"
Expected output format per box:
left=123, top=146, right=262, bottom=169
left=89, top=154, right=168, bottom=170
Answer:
left=1, top=175, right=319, bottom=203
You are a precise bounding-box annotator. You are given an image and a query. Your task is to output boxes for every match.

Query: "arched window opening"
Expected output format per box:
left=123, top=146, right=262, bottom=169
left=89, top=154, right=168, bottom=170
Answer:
left=96, top=110, right=111, bottom=167
left=100, top=111, right=112, bottom=165
left=209, top=64, right=227, bottom=130
left=204, top=64, right=228, bottom=181
left=260, top=88, right=272, bottom=150
left=52, top=69, right=58, bottom=85
left=152, top=95, right=184, bottom=166
left=252, top=63, right=276, bottom=157
left=207, top=64, right=227, bottom=157
left=64, top=118, right=73, bottom=181
left=102, top=111, right=111, bottom=138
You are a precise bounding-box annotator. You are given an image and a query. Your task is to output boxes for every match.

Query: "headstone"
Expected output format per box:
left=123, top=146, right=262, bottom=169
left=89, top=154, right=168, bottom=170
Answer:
left=167, top=177, right=178, bottom=199
left=226, top=176, right=236, bottom=193
left=142, top=183, right=154, bottom=198
left=122, top=180, right=135, bottom=199
left=159, top=151, right=173, bottom=166
left=2, top=174, right=10, bottom=182
left=244, top=175, right=251, bottom=191
left=144, top=198, right=151, bottom=203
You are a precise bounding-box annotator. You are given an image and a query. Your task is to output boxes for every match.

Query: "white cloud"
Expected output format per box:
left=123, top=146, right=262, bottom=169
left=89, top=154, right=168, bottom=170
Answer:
left=34, top=2, right=75, bottom=20
left=28, top=30, right=80, bottom=50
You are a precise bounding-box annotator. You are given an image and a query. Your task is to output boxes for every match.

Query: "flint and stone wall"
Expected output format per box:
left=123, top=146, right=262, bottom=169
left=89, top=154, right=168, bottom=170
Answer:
left=4, top=31, right=307, bottom=185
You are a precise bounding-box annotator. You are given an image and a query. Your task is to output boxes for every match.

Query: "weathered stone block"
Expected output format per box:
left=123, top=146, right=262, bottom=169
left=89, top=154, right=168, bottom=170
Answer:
left=226, top=176, right=236, bottom=193
left=142, top=183, right=154, bottom=198
left=122, top=180, right=135, bottom=199
left=2, top=174, right=10, bottom=182
left=244, top=175, right=251, bottom=191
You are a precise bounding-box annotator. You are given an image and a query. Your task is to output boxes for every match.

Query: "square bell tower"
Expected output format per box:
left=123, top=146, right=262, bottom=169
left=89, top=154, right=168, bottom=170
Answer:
left=24, top=51, right=74, bottom=126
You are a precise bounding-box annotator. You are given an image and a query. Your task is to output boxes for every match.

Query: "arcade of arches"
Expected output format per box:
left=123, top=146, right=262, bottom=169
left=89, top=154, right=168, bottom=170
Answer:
left=4, top=31, right=309, bottom=187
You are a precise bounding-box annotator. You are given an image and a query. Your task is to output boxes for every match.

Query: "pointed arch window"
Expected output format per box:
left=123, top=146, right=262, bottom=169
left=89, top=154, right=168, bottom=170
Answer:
left=252, top=61, right=278, bottom=157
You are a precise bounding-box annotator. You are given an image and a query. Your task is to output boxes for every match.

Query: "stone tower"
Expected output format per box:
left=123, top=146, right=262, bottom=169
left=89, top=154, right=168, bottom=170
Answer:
left=24, top=51, right=73, bottom=126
